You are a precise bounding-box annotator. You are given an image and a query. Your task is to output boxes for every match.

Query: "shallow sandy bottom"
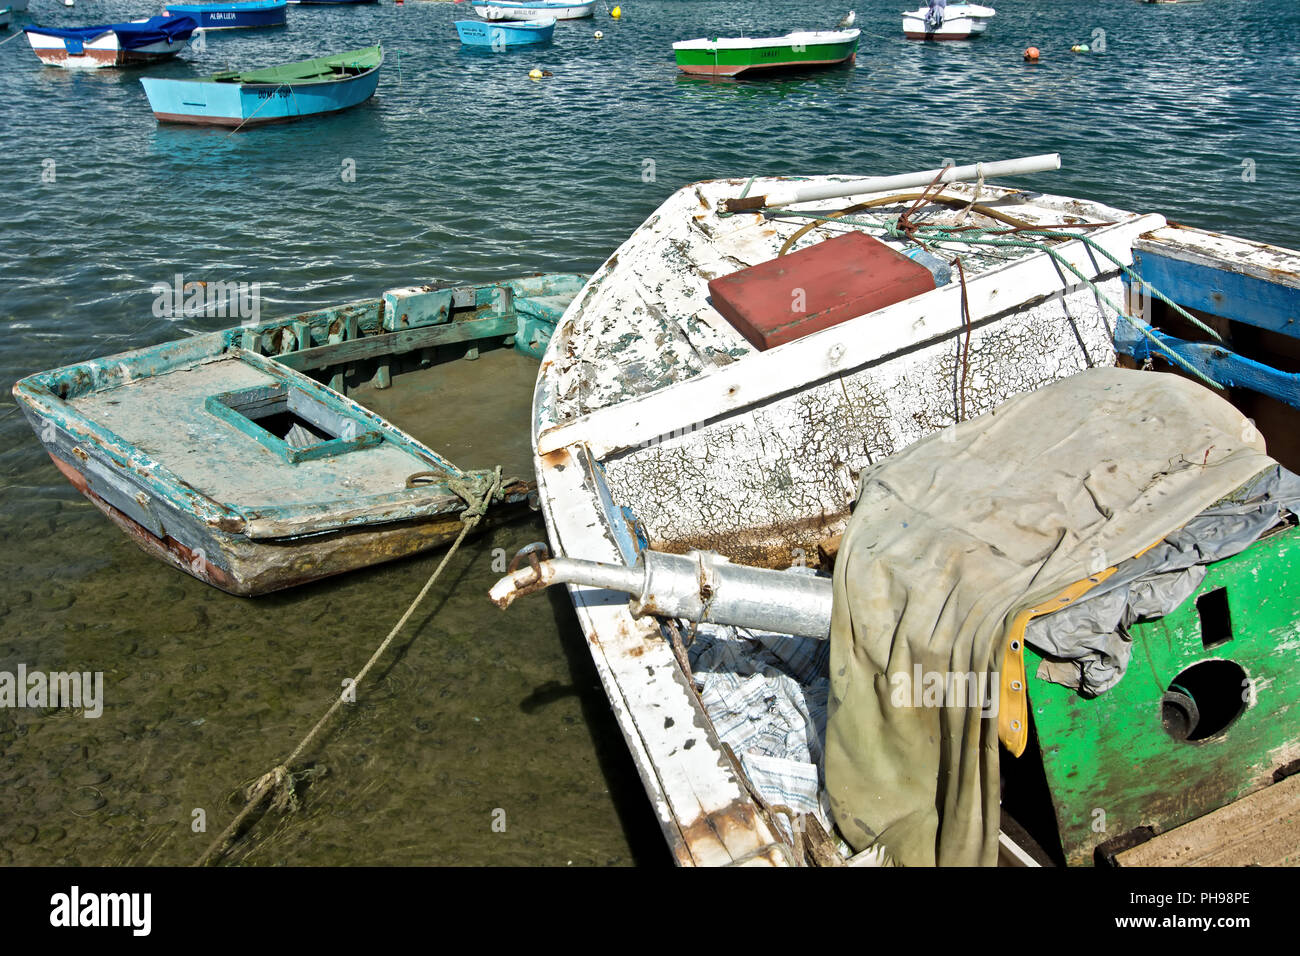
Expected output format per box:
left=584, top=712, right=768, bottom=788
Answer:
left=0, top=350, right=666, bottom=866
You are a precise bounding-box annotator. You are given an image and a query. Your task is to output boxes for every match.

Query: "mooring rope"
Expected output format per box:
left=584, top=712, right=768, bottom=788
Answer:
left=768, top=205, right=1226, bottom=389
left=227, top=83, right=292, bottom=136
left=193, top=467, right=504, bottom=867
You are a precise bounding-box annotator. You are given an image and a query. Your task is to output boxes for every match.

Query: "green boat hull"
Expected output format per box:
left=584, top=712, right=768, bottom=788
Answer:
left=674, top=37, right=858, bottom=77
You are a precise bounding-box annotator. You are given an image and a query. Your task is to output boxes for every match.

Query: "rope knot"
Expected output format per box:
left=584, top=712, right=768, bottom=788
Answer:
left=449, top=465, right=504, bottom=526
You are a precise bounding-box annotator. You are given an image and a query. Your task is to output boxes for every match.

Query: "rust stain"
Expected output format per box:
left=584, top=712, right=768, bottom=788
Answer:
left=677, top=797, right=768, bottom=865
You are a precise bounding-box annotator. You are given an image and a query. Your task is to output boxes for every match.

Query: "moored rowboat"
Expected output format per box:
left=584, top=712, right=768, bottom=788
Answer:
left=471, top=0, right=594, bottom=22
left=24, top=16, right=197, bottom=68
left=140, top=45, right=383, bottom=128
left=673, top=29, right=860, bottom=77
left=12, top=274, right=586, bottom=597
left=455, top=17, right=555, bottom=48
left=163, top=1, right=288, bottom=31
left=902, top=1, right=995, bottom=40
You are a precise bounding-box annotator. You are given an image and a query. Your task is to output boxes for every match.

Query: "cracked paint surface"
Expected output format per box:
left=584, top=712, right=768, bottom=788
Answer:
left=602, top=277, right=1122, bottom=567
left=548, top=178, right=1139, bottom=426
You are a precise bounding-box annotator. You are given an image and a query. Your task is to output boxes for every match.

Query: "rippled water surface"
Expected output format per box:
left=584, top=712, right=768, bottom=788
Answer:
left=1, top=0, right=1297, bottom=865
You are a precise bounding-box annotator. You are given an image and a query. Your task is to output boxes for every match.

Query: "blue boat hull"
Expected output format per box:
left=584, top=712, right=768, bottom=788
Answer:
left=455, top=18, right=555, bottom=47
left=141, top=66, right=381, bottom=128
left=164, top=2, right=288, bottom=30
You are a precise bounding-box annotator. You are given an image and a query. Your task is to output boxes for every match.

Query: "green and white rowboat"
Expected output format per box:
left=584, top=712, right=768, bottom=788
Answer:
left=673, top=29, right=859, bottom=78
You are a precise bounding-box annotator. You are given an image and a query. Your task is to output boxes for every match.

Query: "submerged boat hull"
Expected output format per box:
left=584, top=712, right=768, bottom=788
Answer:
left=673, top=30, right=860, bottom=77
left=14, top=274, right=585, bottom=596
left=163, top=1, right=288, bottom=30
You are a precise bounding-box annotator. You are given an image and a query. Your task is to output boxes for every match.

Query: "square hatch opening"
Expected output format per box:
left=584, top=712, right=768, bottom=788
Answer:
left=207, top=384, right=382, bottom=464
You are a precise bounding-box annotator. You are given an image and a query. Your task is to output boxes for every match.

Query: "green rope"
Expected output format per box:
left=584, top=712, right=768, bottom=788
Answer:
left=766, top=209, right=1225, bottom=389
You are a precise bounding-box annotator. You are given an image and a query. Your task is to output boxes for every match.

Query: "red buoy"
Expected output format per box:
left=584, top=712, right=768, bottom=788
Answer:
left=1023, top=46, right=1040, bottom=62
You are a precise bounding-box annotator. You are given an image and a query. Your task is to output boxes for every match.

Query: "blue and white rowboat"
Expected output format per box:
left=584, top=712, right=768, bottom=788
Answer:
left=455, top=17, right=555, bottom=47
left=472, top=0, right=594, bottom=21
left=140, top=44, right=383, bottom=129
left=163, top=1, right=288, bottom=31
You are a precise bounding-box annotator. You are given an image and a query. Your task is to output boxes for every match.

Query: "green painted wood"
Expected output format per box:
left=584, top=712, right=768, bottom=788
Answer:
left=1025, top=526, right=1300, bottom=865
left=674, top=36, right=858, bottom=74
left=209, top=45, right=383, bottom=85
left=271, top=315, right=515, bottom=373
left=381, top=287, right=453, bottom=332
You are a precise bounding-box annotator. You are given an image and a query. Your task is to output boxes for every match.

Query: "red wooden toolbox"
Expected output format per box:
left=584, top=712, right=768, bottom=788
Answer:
left=707, top=231, right=936, bottom=351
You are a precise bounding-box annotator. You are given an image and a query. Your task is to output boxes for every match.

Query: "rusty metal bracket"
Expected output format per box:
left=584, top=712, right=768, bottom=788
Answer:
left=507, top=541, right=551, bottom=586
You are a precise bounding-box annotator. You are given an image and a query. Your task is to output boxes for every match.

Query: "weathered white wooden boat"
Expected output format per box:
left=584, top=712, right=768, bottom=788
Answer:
left=490, top=156, right=1300, bottom=865
left=902, top=1, right=994, bottom=40
left=14, top=274, right=584, bottom=596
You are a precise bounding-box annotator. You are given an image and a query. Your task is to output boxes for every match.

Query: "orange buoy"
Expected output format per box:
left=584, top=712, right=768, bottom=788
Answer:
left=1023, top=46, right=1040, bottom=62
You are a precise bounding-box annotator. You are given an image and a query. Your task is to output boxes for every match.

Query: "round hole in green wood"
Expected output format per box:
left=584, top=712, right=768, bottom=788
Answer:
left=1160, top=660, right=1248, bottom=742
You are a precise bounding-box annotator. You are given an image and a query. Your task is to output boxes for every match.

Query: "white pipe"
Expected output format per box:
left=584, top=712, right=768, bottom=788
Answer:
left=752, top=153, right=1062, bottom=209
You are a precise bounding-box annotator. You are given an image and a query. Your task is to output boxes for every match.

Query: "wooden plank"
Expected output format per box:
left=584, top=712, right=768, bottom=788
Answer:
left=1116, top=773, right=1300, bottom=867
left=538, top=443, right=783, bottom=865
left=1131, top=232, right=1300, bottom=339
left=1115, top=317, right=1300, bottom=408
left=272, top=316, right=515, bottom=373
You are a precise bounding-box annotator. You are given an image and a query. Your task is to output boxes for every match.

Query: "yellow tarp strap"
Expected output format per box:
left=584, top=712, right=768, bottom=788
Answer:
left=998, top=536, right=1170, bottom=755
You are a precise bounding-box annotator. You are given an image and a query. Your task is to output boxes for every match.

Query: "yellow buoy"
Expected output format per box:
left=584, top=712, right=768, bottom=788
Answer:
left=611, top=5, right=621, bottom=18
left=529, top=68, right=543, bottom=79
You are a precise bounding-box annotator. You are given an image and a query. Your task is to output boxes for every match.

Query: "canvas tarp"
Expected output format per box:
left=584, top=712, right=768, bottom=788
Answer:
left=825, top=367, right=1274, bottom=866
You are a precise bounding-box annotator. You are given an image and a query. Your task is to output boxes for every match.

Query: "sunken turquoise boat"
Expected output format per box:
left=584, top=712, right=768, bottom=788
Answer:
left=12, top=274, right=585, bottom=596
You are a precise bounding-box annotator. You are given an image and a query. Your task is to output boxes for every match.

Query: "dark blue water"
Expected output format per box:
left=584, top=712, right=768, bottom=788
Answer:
left=1, top=0, right=1297, bottom=865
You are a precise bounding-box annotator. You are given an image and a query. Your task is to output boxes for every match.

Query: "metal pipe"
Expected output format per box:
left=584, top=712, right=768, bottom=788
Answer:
left=489, top=548, right=834, bottom=640
left=724, top=153, right=1062, bottom=211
